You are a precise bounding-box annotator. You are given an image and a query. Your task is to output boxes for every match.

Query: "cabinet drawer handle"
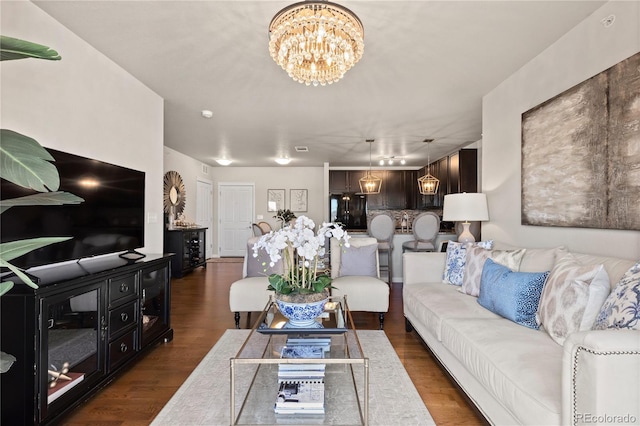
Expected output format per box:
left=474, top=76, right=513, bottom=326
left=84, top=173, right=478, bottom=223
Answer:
left=119, top=283, right=129, bottom=293
left=120, top=312, right=129, bottom=322
left=120, top=343, right=128, bottom=353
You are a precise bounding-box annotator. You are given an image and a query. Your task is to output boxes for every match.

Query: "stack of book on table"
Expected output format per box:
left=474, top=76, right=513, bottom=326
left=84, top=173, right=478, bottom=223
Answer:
left=274, top=337, right=330, bottom=415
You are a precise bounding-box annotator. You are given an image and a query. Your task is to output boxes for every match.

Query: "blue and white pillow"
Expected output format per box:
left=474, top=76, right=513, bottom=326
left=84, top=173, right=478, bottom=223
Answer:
left=477, top=259, right=549, bottom=329
left=593, top=261, right=640, bottom=330
left=443, top=240, right=494, bottom=286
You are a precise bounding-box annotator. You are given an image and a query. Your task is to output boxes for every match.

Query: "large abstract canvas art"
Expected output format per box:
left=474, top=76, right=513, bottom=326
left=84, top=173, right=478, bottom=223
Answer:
left=521, top=51, right=640, bottom=231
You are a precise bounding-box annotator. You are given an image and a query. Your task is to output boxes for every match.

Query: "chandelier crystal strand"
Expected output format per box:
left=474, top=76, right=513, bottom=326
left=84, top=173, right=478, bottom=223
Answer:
left=269, top=1, right=364, bottom=86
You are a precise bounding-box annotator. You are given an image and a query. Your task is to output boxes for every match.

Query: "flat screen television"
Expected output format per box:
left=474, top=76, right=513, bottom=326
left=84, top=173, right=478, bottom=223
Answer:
left=1, top=148, right=145, bottom=269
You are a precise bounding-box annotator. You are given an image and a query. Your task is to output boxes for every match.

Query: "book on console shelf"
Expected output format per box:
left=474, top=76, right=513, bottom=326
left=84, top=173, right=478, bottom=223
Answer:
left=47, top=372, right=85, bottom=404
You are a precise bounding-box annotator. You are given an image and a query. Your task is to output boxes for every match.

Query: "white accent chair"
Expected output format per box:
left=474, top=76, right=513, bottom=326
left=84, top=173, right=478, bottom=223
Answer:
left=330, top=237, right=389, bottom=329
left=229, top=237, right=281, bottom=328
left=367, top=212, right=395, bottom=285
left=402, top=212, right=440, bottom=252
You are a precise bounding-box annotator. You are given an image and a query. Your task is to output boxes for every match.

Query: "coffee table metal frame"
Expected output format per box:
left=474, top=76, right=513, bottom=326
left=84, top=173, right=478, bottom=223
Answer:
left=230, top=296, right=369, bottom=425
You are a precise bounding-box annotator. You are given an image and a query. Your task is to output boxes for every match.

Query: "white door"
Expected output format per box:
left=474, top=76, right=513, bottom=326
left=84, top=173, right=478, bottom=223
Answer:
left=196, top=179, right=214, bottom=259
left=218, top=183, right=254, bottom=257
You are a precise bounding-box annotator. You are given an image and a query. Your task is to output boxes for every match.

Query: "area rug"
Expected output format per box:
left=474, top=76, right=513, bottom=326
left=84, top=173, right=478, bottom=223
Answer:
left=151, top=329, right=434, bottom=425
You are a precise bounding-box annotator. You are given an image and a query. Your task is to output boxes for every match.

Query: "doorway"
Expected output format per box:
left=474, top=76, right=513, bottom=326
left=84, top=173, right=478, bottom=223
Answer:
left=196, top=179, right=214, bottom=259
left=218, top=183, right=254, bottom=257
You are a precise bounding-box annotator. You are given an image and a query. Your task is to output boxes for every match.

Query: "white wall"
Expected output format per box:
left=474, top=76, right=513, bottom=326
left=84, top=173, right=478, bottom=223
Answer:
left=482, top=1, right=640, bottom=260
left=163, top=146, right=212, bottom=223
left=163, top=147, right=325, bottom=256
left=2, top=2, right=165, bottom=254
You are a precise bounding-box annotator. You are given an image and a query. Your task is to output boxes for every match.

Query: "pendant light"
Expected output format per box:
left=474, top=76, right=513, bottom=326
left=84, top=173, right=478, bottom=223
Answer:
left=417, top=139, right=440, bottom=195
left=359, top=139, right=382, bottom=194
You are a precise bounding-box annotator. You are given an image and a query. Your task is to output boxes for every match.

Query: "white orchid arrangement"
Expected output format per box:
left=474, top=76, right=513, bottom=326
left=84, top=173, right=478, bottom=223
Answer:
left=252, top=216, right=350, bottom=295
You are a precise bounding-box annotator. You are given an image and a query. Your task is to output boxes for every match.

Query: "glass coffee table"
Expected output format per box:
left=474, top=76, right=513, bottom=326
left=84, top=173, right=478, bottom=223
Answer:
left=230, top=296, right=369, bottom=425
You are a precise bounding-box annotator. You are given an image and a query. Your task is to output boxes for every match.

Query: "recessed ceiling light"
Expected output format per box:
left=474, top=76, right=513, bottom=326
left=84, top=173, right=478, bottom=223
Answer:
left=275, top=157, right=291, bottom=165
left=294, top=146, right=309, bottom=152
left=216, top=158, right=232, bottom=166
left=379, top=159, right=384, bottom=166
left=201, top=110, right=213, bottom=119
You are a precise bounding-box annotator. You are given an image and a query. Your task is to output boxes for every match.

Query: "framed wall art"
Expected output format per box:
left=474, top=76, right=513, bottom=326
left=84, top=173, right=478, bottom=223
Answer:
left=290, top=189, right=308, bottom=212
left=521, top=51, right=640, bottom=231
left=267, top=189, right=285, bottom=212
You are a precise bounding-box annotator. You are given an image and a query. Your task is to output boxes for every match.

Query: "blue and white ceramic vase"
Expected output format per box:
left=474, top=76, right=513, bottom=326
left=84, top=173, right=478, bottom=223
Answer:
left=275, top=294, right=329, bottom=328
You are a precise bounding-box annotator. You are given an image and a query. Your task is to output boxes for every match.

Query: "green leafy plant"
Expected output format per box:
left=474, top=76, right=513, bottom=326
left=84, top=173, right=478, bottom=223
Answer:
left=274, top=208, right=296, bottom=225
left=0, top=36, right=83, bottom=296
left=0, top=35, right=61, bottom=61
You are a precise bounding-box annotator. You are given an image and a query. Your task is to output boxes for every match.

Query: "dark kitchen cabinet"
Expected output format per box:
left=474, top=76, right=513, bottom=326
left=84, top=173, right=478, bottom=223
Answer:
left=329, top=170, right=365, bottom=194
left=449, top=149, right=478, bottom=193
left=418, top=149, right=477, bottom=208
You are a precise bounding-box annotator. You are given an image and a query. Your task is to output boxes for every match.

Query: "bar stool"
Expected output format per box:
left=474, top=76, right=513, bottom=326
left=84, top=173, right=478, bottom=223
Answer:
left=402, top=212, right=440, bottom=253
left=368, top=213, right=395, bottom=285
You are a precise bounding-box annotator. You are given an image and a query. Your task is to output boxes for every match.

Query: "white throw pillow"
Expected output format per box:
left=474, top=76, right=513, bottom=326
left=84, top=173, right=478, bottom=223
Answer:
left=460, top=246, right=526, bottom=297
left=339, top=244, right=378, bottom=277
left=537, top=253, right=610, bottom=345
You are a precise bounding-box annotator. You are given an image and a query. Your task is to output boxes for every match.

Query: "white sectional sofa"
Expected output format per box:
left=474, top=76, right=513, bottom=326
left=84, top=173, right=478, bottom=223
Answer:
left=402, top=245, right=640, bottom=426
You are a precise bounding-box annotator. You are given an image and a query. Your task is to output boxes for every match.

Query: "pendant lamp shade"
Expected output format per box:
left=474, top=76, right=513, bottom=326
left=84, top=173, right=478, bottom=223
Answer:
left=359, top=139, right=382, bottom=194
left=417, top=139, right=440, bottom=195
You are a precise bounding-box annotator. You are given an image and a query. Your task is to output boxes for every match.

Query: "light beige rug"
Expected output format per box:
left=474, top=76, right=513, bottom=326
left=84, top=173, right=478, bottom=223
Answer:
left=151, top=329, right=434, bottom=426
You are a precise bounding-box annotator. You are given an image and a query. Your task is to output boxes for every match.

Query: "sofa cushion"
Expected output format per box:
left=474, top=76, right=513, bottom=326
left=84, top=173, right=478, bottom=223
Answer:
left=594, top=261, right=640, bottom=330
left=478, top=259, right=549, bottom=329
left=440, top=318, right=562, bottom=425
left=537, top=253, right=610, bottom=344
left=331, top=275, right=389, bottom=312
left=443, top=240, right=494, bottom=286
left=403, top=281, right=499, bottom=341
left=339, top=243, right=378, bottom=277
left=460, top=246, right=526, bottom=296
left=519, top=247, right=566, bottom=273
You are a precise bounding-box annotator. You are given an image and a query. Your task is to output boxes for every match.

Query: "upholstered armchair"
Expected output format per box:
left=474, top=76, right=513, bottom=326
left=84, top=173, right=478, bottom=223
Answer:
left=330, top=237, right=390, bottom=329
left=228, top=237, right=282, bottom=328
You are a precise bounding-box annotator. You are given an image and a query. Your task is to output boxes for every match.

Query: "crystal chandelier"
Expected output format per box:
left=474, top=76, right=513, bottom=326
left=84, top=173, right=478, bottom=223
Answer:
left=360, top=139, right=382, bottom=194
left=418, top=139, right=440, bottom=195
left=268, top=1, right=365, bottom=87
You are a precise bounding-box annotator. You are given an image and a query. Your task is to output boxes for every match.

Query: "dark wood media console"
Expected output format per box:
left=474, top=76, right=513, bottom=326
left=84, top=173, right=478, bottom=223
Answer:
left=0, top=254, right=173, bottom=425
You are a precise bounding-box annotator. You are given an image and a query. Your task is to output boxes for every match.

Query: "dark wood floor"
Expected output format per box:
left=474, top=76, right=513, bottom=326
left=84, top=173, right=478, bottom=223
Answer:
left=62, top=261, right=485, bottom=425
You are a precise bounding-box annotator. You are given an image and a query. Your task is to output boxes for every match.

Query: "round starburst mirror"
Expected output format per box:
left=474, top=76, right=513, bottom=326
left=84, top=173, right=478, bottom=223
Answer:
left=163, top=171, right=186, bottom=214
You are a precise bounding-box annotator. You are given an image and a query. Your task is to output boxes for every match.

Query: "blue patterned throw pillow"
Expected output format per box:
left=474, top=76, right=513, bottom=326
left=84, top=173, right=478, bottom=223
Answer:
left=443, top=240, right=494, bottom=285
left=593, top=261, right=640, bottom=330
left=478, top=259, right=549, bottom=329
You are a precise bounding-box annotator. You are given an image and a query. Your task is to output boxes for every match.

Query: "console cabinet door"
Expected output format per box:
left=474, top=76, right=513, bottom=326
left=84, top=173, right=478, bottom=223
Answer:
left=39, top=281, right=106, bottom=422
left=140, top=263, right=171, bottom=347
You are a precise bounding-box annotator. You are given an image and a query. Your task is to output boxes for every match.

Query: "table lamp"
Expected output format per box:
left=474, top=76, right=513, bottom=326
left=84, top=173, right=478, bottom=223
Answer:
left=443, top=193, right=489, bottom=243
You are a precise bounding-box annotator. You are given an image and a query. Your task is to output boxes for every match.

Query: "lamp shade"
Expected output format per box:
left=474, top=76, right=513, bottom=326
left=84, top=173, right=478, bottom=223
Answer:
left=443, top=193, right=489, bottom=222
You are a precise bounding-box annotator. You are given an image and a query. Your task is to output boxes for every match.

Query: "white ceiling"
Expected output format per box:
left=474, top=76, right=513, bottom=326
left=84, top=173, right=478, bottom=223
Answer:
left=33, top=0, right=606, bottom=168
